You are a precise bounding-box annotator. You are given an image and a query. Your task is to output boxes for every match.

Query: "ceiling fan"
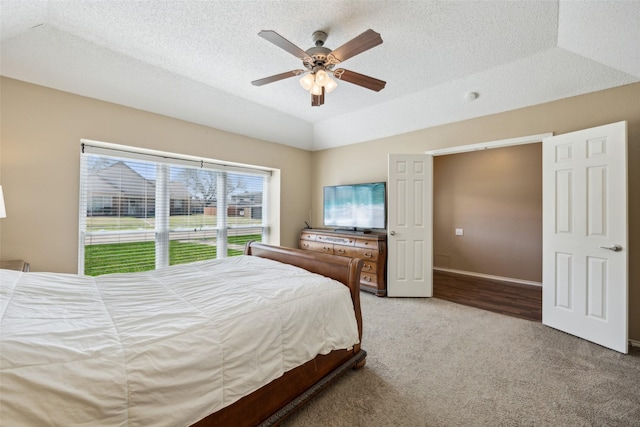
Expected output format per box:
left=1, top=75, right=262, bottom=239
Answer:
left=251, top=29, right=386, bottom=106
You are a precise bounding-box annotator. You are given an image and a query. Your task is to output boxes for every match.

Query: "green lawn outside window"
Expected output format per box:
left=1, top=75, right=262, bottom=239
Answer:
left=84, top=234, right=261, bottom=276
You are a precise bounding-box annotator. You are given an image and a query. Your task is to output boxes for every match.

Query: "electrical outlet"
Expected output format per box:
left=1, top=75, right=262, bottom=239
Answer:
left=455, top=228, right=464, bottom=236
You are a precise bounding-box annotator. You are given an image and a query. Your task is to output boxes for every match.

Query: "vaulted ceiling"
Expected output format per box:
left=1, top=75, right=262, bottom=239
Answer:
left=1, top=1, right=638, bottom=151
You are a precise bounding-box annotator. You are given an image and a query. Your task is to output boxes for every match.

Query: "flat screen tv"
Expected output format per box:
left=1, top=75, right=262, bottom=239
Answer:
left=323, top=182, right=386, bottom=232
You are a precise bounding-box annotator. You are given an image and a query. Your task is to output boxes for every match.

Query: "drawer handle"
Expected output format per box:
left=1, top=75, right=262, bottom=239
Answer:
left=364, top=276, right=372, bottom=282
left=303, top=243, right=309, bottom=248
left=323, top=246, right=330, bottom=251
left=337, top=249, right=345, bottom=254
left=363, top=264, right=372, bottom=270
left=364, top=252, right=373, bottom=258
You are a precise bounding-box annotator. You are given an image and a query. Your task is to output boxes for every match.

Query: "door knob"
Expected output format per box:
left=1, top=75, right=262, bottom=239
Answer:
left=599, top=244, right=622, bottom=252
left=390, top=231, right=396, bottom=236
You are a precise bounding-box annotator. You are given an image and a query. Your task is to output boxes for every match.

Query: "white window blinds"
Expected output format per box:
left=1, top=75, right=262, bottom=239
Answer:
left=78, top=141, right=271, bottom=276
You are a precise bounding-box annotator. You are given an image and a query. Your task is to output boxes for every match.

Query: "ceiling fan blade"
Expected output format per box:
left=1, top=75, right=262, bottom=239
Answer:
left=258, top=30, right=311, bottom=61
left=327, top=29, right=383, bottom=64
left=333, top=69, right=386, bottom=92
left=252, top=70, right=306, bottom=86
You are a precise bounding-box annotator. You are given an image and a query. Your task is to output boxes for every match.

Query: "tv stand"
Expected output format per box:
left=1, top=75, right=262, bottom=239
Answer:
left=299, top=229, right=387, bottom=296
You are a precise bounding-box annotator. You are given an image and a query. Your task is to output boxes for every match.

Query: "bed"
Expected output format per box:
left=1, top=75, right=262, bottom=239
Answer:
left=0, top=242, right=366, bottom=426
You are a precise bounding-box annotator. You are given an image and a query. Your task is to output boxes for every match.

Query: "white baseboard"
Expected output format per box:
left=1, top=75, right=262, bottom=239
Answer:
left=433, top=267, right=542, bottom=287
left=630, top=339, right=640, bottom=348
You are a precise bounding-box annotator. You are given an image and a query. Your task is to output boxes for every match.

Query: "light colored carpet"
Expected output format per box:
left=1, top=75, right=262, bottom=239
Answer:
left=282, top=294, right=640, bottom=426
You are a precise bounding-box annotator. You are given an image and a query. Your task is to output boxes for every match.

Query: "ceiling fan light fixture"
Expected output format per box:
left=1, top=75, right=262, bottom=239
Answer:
left=310, top=81, right=323, bottom=96
left=324, top=75, right=338, bottom=93
left=300, top=73, right=314, bottom=91
left=300, top=70, right=337, bottom=96
left=315, top=69, right=329, bottom=85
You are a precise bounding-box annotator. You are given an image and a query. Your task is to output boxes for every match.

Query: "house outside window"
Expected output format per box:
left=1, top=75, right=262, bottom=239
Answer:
left=78, top=141, right=272, bottom=276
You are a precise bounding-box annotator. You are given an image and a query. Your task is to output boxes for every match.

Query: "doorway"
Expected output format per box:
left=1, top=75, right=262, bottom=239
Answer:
left=431, top=142, right=543, bottom=321
left=418, top=124, right=629, bottom=353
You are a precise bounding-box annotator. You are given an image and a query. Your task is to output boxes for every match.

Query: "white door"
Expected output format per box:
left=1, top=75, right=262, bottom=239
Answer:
left=387, top=154, right=433, bottom=297
left=542, top=121, right=628, bottom=353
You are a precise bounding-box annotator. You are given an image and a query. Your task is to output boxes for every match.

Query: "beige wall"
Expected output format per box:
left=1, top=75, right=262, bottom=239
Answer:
left=0, top=77, right=312, bottom=272
left=310, top=82, right=640, bottom=341
left=433, top=143, right=542, bottom=282
left=2, top=77, right=639, bottom=341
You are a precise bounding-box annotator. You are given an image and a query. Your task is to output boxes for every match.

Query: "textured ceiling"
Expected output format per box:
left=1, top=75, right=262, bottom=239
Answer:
left=1, top=1, right=638, bottom=151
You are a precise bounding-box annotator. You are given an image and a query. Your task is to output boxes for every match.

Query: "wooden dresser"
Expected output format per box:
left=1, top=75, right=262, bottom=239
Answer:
left=300, top=229, right=387, bottom=296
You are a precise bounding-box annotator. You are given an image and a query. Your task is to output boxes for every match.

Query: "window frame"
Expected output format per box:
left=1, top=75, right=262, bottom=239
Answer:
left=78, top=140, right=276, bottom=275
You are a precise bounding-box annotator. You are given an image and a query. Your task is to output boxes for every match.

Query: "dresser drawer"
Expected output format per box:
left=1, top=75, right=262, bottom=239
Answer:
left=299, top=240, right=334, bottom=254
left=360, top=271, right=378, bottom=286
left=317, top=234, right=355, bottom=246
left=335, top=246, right=378, bottom=260
left=361, top=260, right=377, bottom=274
left=355, top=238, right=379, bottom=250
left=300, top=232, right=317, bottom=241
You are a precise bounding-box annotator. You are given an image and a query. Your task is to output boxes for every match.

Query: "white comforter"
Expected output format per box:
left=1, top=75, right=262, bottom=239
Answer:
left=0, top=256, right=360, bottom=427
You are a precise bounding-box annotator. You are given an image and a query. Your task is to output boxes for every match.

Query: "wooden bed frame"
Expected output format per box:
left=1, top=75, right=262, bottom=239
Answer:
left=191, top=242, right=367, bottom=427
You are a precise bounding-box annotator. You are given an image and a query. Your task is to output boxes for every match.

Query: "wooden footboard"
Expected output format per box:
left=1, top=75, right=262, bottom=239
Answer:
left=191, top=242, right=366, bottom=427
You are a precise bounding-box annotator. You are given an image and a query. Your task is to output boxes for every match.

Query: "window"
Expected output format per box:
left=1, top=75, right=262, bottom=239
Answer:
left=79, top=141, right=272, bottom=276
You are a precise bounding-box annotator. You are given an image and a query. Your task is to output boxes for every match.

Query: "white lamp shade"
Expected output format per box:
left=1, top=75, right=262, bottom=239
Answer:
left=0, top=185, right=6, bottom=218
left=310, top=82, right=323, bottom=96
left=315, top=69, right=329, bottom=86
left=324, top=76, right=338, bottom=93
left=299, top=73, right=314, bottom=91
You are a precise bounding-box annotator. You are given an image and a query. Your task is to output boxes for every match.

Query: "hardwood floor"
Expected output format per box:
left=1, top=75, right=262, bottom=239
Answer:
left=433, top=269, right=542, bottom=322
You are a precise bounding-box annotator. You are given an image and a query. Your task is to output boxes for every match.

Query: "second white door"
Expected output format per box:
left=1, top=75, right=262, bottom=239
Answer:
left=542, top=121, right=628, bottom=353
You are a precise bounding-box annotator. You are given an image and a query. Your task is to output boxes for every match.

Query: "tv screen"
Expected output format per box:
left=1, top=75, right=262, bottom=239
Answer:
left=323, top=182, right=386, bottom=230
